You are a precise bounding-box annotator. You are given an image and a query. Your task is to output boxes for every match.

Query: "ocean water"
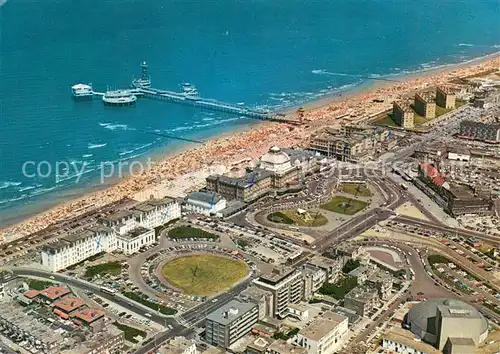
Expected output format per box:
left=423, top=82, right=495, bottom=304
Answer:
left=1, top=0, right=499, bottom=227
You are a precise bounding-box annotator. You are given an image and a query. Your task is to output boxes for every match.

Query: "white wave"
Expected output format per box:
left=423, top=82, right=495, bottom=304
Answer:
left=0, top=0, right=8, bottom=8
left=0, top=181, right=22, bottom=189
left=119, top=150, right=135, bottom=156
left=492, top=44, right=500, bottom=48
left=18, top=185, right=37, bottom=192
left=30, top=186, right=56, bottom=196
left=0, top=194, right=28, bottom=205
left=311, top=69, right=326, bottom=74
left=82, top=154, right=93, bottom=158
left=88, top=143, right=107, bottom=149
left=202, top=117, right=216, bottom=121
left=99, top=122, right=134, bottom=131
left=458, top=43, right=475, bottom=47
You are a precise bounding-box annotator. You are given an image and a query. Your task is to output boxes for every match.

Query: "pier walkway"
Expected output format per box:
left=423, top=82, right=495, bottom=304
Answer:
left=83, top=62, right=302, bottom=125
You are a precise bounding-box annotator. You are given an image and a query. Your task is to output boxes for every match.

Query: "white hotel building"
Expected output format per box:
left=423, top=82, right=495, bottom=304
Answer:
left=41, top=197, right=180, bottom=271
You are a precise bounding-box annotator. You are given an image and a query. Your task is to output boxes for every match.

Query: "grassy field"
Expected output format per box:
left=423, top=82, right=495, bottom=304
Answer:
left=113, top=322, right=147, bottom=343
left=340, top=183, right=372, bottom=197
left=320, top=195, right=368, bottom=215
left=85, top=261, right=122, bottom=278
left=374, top=113, right=398, bottom=127
left=167, top=226, right=219, bottom=240
left=268, top=210, right=328, bottom=227
left=162, top=255, right=248, bottom=296
left=122, top=291, right=177, bottom=315
left=319, top=276, right=358, bottom=300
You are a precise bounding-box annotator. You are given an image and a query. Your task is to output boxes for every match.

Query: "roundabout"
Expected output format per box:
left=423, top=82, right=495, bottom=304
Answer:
left=160, top=254, right=249, bottom=296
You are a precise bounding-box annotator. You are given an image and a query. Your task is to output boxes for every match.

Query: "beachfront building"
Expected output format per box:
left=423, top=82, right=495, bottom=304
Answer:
left=295, top=311, right=349, bottom=354
left=41, top=225, right=116, bottom=272
left=308, top=125, right=390, bottom=162
left=205, top=300, right=259, bottom=348
left=414, top=92, right=436, bottom=119
left=115, top=226, right=155, bottom=255
left=253, top=267, right=304, bottom=319
left=259, top=146, right=300, bottom=189
left=206, top=169, right=274, bottom=203
left=183, top=191, right=227, bottom=216
left=41, top=197, right=180, bottom=271
left=392, top=101, right=414, bottom=128
left=436, top=86, right=456, bottom=109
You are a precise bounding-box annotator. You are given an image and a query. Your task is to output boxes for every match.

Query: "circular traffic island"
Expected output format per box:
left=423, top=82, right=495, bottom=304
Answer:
left=161, top=254, right=248, bottom=296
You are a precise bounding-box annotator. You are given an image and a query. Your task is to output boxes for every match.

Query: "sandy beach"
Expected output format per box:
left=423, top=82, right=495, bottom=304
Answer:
left=1, top=53, right=499, bottom=242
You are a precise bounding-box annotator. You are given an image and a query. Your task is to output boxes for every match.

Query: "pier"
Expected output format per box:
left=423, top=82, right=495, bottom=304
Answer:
left=76, top=63, right=302, bottom=125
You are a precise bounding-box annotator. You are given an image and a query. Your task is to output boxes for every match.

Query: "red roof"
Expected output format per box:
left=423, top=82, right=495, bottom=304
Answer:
left=420, top=163, right=445, bottom=186
left=24, top=290, right=39, bottom=299
left=39, top=287, right=70, bottom=301
left=54, top=308, right=69, bottom=320
left=73, top=308, right=105, bottom=324
left=53, top=296, right=85, bottom=313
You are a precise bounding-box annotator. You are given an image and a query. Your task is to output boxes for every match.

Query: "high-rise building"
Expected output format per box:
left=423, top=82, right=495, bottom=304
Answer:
left=414, top=92, right=436, bottom=119
left=253, top=267, right=303, bottom=318
left=436, top=86, right=456, bottom=109
left=205, top=300, right=258, bottom=348
left=392, top=101, right=414, bottom=128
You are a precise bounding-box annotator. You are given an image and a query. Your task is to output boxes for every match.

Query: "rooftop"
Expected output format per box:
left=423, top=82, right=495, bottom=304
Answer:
left=206, top=300, right=256, bottom=326
left=186, top=191, right=224, bottom=204
left=53, top=296, right=85, bottom=313
left=268, top=339, right=306, bottom=354
left=438, top=86, right=456, bottom=95
left=24, top=289, right=39, bottom=299
left=385, top=327, right=440, bottom=353
left=133, top=197, right=175, bottom=213
left=64, top=229, right=95, bottom=243
left=345, top=285, right=378, bottom=302
left=73, top=308, right=105, bottom=324
left=299, top=311, right=348, bottom=341
left=394, top=100, right=413, bottom=112
left=416, top=92, right=436, bottom=103
left=258, top=266, right=297, bottom=285
left=207, top=168, right=274, bottom=188
left=118, top=226, right=151, bottom=240
left=39, top=286, right=70, bottom=301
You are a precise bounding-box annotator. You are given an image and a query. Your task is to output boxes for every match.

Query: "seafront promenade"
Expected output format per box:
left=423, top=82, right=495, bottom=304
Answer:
left=1, top=54, right=499, bottom=242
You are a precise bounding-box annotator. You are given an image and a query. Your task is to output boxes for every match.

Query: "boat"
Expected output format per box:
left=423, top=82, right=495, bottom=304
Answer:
left=102, top=90, right=137, bottom=106
left=71, top=83, right=93, bottom=100
left=182, top=83, right=198, bottom=96
left=132, top=61, right=151, bottom=88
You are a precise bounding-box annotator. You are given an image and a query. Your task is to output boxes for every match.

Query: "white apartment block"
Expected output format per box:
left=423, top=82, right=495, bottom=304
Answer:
left=41, top=197, right=180, bottom=272
left=115, top=227, right=155, bottom=255
left=41, top=225, right=116, bottom=272
left=253, top=267, right=303, bottom=319
left=295, top=311, right=348, bottom=354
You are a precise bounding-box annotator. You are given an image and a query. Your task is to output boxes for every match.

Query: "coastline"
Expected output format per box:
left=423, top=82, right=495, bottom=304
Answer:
left=1, top=51, right=499, bottom=242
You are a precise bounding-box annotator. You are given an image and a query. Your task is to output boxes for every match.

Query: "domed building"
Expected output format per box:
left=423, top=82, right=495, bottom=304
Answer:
left=260, top=146, right=293, bottom=175
left=406, top=298, right=488, bottom=352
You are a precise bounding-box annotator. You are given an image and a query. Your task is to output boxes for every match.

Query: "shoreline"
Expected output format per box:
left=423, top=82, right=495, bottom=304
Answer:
left=1, top=51, right=499, bottom=242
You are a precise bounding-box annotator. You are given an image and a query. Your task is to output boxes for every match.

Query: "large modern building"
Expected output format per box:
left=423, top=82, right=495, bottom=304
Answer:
left=239, top=286, right=274, bottom=320
left=295, top=311, right=349, bottom=354
left=42, top=197, right=180, bottom=271
left=414, top=92, right=436, bottom=119
left=253, top=267, right=304, bottom=318
left=383, top=327, right=440, bottom=354
left=406, top=299, right=488, bottom=352
left=473, top=89, right=500, bottom=108
left=392, top=101, right=415, bottom=128
left=436, top=86, right=456, bottom=109
left=205, top=300, right=258, bottom=348
left=183, top=191, right=227, bottom=216
left=308, top=125, right=391, bottom=162
left=458, top=120, right=500, bottom=143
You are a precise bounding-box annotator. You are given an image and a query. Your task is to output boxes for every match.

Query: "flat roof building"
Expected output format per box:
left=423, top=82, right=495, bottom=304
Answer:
left=459, top=120, right=500, bottom=143
left=53, top=296, right=85, bottom=314
left=205, top=300, right=259, bottom=348
left=393, top=101, right=415, bottom=129
left=253, top=267, right=304, bottom=318
left=344, top=286, right=379, bottom=317
left=436, top=86, right=456, bottom=109
left=184, top=191, right=227, bottom=216
left=415, top=92, right=436, bottom=119
left=268, top=340, right=306, bottom=354
left=295, top=311, right=349, bottom=354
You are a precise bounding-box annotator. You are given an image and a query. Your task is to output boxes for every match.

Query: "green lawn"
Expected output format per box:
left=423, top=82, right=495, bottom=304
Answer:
left=113, top=322, right=147, bottom=344
left=267, top=211, right=294, bottom=225
left=167, top=226, right=219, bottom=240
left=340, top=183, right=372, bottom=197
left=122, top=291, right=177, bottom=315
left=319, top=276, right=358, bottom=300
left=161, top=255, right=248, bottom=296
left=85, top=261, right=122, bottom=278
left=428, top=254, right=452, bottom=267
left=26, top=278, right=55, bottom=290
left=320, top=196, right=368, bottom=215
left=268, top=210, right=328, bottom=227
left=374, top=114, right=398, bottom=127
left=342, top=259, right=360, bottom=274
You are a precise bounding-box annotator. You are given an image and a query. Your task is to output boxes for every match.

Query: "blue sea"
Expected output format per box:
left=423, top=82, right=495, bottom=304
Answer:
left=1, top=0, right=499, bottom=227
